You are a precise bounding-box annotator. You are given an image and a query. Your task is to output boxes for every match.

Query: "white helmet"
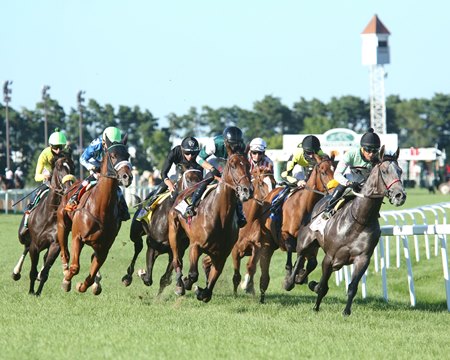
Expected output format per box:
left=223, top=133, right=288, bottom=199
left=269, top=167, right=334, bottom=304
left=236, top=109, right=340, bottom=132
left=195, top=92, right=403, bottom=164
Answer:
left=249, top=138, right=267, bottom=152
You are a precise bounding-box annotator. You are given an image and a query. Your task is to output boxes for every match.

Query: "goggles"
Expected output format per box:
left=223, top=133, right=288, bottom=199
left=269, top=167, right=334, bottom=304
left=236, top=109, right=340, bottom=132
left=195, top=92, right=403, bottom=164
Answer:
left=251, top=151, right=264, bottom=156
left=51, top=145, right=64, bottom=151
left=363, top=147, right=379, bottom=154
left=183, top=150, right=199, bottom=156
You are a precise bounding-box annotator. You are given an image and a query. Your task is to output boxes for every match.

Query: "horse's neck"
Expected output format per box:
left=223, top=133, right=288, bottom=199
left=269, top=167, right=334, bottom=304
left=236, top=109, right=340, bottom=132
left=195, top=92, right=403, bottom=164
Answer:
left=214, top=181, right=237, bottom=218
left=351, top=176, right=383, bottom=223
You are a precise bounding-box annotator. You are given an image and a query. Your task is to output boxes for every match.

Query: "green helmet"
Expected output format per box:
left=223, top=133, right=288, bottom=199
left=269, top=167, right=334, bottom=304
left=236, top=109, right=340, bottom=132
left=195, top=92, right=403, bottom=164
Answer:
left=48, top=129, right=67, bottom=146
left=102, top=126, right=122, bottom=143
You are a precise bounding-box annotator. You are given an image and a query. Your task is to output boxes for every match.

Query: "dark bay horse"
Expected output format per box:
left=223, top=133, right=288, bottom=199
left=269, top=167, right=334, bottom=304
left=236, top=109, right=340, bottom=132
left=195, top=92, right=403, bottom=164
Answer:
left=287, top=146, right=406, bottom=315
left=13, top=154, right=76, bottom=295
left=256, top=154, right=335, bottom=303
left=168, top=150, right=252, bottom=302
left=57, top=135, right=133, bottom=295
left=231, top=167, right=275, bottom=296
left=122, top=163, right=203, bottom=293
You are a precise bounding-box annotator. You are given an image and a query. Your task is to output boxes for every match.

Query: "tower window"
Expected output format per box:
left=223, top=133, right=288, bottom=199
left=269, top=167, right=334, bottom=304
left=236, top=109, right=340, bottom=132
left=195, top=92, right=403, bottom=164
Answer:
left=378, top=40, right=388, bottom=47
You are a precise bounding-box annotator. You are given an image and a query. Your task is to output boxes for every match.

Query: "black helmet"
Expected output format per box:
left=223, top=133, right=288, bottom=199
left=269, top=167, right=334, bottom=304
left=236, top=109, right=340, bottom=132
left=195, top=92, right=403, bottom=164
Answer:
left=223, top=126, right=243, bottom=144
left=360, top=128, right=381, bottom=149
left=301, top=135, right=321, bottom=152
left=181, top=136, right=200, bottom=153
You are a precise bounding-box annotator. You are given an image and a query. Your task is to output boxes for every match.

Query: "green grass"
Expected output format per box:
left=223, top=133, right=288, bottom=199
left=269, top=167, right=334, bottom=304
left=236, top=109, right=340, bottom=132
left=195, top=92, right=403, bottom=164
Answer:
left=0, top=188, right=449, bottom=360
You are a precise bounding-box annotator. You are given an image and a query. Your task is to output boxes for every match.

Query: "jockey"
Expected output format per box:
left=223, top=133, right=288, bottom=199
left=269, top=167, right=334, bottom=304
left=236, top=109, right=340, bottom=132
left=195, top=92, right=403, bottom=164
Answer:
left=65, top=126, right=130, bottom=221
left=140, top=136, right=203, bottom=212
left=272, top=135, right=325, bottom=212
left=322, top=128, right=381, bottom=219
left=21, top=129, right=69, bottom=234
left=247, top=137, right=274, bottom=174
left=183, top=126, right=248, bottom=228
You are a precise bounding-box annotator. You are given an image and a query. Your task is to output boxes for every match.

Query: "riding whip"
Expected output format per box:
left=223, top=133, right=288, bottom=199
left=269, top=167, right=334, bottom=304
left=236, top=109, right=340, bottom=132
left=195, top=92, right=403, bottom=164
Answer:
left=12, top=183, right=47, bottom=207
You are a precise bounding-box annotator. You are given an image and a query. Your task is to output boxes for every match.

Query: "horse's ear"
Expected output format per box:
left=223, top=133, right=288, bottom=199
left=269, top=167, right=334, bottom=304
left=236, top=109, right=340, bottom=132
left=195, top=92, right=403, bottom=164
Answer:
left=379, top=145, right=385, bottom=160
left=394, top=147, right=400, bottom=160
left=122, top=133, right=128, bottom=145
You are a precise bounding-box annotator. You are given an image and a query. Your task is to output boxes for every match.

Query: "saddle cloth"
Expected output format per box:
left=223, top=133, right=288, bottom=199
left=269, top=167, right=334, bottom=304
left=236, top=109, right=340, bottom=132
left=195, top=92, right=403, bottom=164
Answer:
left=137, top=192, right=172, bottom=223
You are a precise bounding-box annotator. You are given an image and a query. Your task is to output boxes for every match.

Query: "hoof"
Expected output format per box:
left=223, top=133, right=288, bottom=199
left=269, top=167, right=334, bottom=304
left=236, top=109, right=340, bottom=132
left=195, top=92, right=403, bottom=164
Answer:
left=295, top=270, right=308, bottom=285
left=11, top=273, right=21, bottom=281
left=121, top=274, right=132, bottom=287
left=174, top=285, right=185, bottom=296
left=183, top=276, right=193, bottom=291
left=61, top=279, right=71, bottom=292
left=76, top=282, right=86, bottom=292
left=308, top=280, right=319, bottom=294
left=283, top=278, right=295, bottom=292
left=195, top=286, right=212, bottom=303
left=92, top=283, right=102, bottom=295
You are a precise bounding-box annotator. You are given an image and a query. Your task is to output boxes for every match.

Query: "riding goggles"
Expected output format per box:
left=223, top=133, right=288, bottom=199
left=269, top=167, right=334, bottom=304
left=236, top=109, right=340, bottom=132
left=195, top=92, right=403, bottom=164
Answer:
left=251, top=151, right=264, bottom=156
left=363, top=147, right=379, bottom=154
left=183, top=150, right=199, bottom=156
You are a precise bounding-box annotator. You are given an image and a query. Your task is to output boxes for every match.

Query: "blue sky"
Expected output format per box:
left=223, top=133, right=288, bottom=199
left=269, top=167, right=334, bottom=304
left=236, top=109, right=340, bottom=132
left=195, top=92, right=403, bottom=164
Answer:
left=2, top=1, right=449, bottom=127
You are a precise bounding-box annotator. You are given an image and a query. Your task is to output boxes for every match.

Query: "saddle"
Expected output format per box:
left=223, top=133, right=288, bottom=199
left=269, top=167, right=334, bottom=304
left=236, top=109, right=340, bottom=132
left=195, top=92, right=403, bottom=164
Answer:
left=137, top=192, right=172, bottom=223
left=174, top=183, right=218, bottom=216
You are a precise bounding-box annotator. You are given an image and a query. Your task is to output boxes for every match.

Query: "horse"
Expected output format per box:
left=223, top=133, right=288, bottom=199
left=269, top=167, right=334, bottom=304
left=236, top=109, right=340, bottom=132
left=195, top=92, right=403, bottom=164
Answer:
left=168, top=150, right=252, bottom=302
left=231, top=166, right=275, bottom=296
left=122, top=163, right=203, bottom=293
left=56, top=134, right=133, bottom=295
left=287, top=146, right=406, bottom=315
left=13, top=154, right=76, bottom=296
left=255, top=154, right=335, bottom=303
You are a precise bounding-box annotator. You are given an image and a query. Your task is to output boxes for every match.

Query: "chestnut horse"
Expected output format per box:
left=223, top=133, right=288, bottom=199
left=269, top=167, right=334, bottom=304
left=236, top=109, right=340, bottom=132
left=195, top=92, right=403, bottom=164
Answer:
left=57, top=135, right=133, bottom=295
left=231, top=167, right=275, bottom=296
left=13, top=154, right=76, bottom=296
left=287, top=146, right=406, bottom=315
left=168, top=150, right=252, bottom=302
left=122, top=163, right=203, bottom=293
left=255, top=154, right=335, bottom=303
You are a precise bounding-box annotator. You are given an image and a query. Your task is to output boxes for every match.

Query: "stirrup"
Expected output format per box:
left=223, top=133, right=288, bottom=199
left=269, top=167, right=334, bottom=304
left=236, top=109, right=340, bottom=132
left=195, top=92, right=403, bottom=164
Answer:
left=322, top=209, right=333, bottom=220
left=184, top=206, right=196, bottom=218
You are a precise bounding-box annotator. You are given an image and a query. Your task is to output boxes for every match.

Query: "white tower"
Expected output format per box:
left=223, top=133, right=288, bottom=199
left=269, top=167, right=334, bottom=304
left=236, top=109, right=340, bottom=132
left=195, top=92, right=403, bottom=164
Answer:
left=361, top=15, right=391, bottom=134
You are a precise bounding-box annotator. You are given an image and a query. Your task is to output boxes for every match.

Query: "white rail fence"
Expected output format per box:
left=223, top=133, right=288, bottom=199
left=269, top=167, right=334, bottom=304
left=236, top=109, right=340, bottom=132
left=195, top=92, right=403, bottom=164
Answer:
left=336, top=202, right=450, bottom=311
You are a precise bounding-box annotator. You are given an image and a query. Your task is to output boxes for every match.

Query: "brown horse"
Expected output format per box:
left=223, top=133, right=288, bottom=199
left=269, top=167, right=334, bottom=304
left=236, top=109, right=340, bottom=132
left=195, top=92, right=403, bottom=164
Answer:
left=255, top=154, right=335, bottom=303
left=287, top=146, right=406, bottom=315
left=231, top=167, right=275, bottom=296
left=168, top=150, right=252, bottom=302
left=13, top=154, right=76, bottom=296
left=57, top=135, right=133, bottom=295
left=122, top=163, right=203, bottom=293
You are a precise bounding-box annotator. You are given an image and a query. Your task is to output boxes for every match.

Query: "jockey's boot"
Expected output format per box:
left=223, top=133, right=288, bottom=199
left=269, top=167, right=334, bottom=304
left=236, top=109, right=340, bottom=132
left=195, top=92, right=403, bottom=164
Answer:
left=118, top=193, right=130, bottom=221
left=236, top=201, right=247, bottom=228
left=144, top=183, right=167, bottom=210
left=322, top=184, right=346, bottom=220
left=65, top=184, right=83, bottom=211
left=184, top=184, right=205, bottom=218
left=270, top=185, right=290, bottom=214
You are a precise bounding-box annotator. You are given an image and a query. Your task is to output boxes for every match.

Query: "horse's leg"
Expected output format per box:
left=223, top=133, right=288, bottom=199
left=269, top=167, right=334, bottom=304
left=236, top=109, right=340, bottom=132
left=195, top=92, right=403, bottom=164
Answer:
left=28, top=244, right=39, bottom=295
left=284, top=252, right=304, bottom=291
left=343, top=255, right=370, bottom=316
left=77, top=250, right=108, bottom=294
left=37, top=249, right=50, bottom=281
left=168, top=216, right=185, bottom=296
left=259, top=246, right=275, bottom=304
left=196, top=256, right=226, bottom=303
left=309, top=254, right=333, bottom=312
left=12, top=246, right=29, bottom=281
left=202, top=255, right=212, bottom=286
left=231, top=246, right=242, bottom=295
left=243, top=245, right=260, bottom=295
left=183, top=244, right=200, bottom=290
left=35, top=242, right=60, bottom=296
left=140, top=245, right=157, bottom=287
left=158, top=253, right=174, bottom=295
left=122, top=217, right=144, bottom=286
left=64, top=234, right=84, bottom=290
left=57, top=215, right=72, bottom=290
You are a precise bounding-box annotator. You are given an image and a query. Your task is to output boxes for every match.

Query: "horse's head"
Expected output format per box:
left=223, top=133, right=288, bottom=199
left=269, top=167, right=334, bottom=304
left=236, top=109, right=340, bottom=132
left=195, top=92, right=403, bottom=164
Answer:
left=308, top=155, right=336, bottom=194
left=373, top=146, right=407, bottom=206
left=176, top=163, right=203, bottom=191
left=51, top=154, right=77, bottom=192
left=103, top=133, right=133, bottom=187
left=223, top=153, right=253, bottom=202
left=251, top=166, right=275, bottom=199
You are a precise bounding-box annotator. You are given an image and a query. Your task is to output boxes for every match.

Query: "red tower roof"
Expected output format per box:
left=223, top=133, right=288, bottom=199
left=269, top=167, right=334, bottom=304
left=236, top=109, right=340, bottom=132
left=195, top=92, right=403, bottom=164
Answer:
left=362, top=14, right=391, bottom=35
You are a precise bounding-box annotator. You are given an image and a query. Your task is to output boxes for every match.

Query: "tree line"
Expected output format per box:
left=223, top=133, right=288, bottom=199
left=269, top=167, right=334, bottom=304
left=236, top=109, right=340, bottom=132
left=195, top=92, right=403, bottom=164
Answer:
left=1, top=93, right=449, bottom=185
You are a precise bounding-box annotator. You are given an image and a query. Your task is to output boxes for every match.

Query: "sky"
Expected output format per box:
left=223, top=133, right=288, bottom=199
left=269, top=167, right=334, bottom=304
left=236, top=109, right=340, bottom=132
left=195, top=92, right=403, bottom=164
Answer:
left=2, top=1, right=450, bottom=128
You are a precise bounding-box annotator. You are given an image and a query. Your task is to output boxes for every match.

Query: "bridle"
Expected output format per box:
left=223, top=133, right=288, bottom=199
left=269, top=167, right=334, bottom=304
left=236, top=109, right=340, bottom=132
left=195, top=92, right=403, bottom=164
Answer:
left=101, top=143, right=132, bottom=180
left=304, top=158, right=334, bottom=196
left=181, top=168, right=203, bottom=189
left=222, top=153, right=251, bottom=194
left=364, top=159, right=402, bottom=199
